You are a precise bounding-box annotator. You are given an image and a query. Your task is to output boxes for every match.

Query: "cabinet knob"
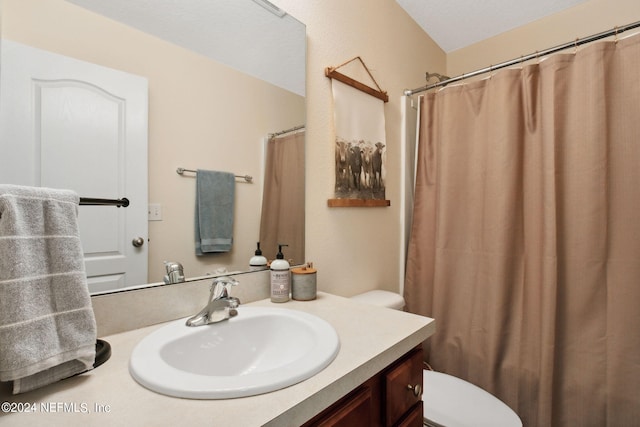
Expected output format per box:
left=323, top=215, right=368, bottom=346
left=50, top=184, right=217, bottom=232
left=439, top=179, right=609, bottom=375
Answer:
left=406, top=383, right=422, bottom=397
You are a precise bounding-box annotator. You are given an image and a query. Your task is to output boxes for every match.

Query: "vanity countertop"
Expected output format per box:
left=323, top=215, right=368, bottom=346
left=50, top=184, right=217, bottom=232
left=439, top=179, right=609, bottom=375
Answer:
left=0, top=292, right=435, bottom=427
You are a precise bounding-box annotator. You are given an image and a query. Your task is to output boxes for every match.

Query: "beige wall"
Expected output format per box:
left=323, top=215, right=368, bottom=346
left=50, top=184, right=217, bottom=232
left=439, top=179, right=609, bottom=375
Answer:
left=1, top=0, right=443, bottom=297
left=447, top=0, right=640, bottom=77
left=272, top=0, right=445, bottom=296
left=13, top=0, right=632, bottom=299
left=1, top=0, right=305, bottom=284
left=275, top=0, right=640, bottom=298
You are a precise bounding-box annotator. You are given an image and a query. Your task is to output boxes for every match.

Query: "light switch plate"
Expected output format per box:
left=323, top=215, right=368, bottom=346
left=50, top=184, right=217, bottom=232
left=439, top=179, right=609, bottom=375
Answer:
left=148, top=203, right=162, bottom=221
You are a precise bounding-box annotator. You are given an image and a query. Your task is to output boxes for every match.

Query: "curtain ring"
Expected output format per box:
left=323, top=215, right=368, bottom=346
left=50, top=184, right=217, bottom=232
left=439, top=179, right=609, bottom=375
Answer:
left=614, top=26, right=619, bottom=44
left=535, top=51, right=540, bottom=64
left=574, top=38, right=579, bottom=54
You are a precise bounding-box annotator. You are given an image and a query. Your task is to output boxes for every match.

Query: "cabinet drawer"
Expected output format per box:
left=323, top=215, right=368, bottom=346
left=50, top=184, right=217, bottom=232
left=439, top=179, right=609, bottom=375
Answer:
left=304, top=385, right=373, bottom=427
left=384, top=347, right=423, bottom=426
left=396, top=401, right=423, bottom=427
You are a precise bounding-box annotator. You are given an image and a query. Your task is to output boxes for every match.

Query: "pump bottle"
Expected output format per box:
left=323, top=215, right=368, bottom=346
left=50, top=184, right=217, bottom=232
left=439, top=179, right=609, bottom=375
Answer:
left=249, top=242, right=268, bottom=271
left=270, top=244, right=290, bottom=303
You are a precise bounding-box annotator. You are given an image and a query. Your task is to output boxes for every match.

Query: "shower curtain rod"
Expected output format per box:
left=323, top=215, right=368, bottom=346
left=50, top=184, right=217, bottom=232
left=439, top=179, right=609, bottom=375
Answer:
left=404, top=20, right=640, bottom=96
left=269, top=124, right=305, bottom=138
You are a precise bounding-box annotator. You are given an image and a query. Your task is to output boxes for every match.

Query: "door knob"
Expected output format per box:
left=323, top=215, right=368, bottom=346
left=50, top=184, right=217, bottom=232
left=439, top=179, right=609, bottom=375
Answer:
left=132, top=237, right=145, bottom=247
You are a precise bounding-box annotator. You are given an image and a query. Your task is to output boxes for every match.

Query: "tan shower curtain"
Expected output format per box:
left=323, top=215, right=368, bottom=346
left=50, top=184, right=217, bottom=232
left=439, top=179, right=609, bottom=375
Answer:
left=405, top=34, right=640, bottom=426
left=259, top=131, right=305, bottom=264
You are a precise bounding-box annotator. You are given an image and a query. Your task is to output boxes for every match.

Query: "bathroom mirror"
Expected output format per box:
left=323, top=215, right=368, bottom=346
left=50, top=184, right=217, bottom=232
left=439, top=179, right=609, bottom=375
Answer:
left=0, top=0, right=306, bottom=293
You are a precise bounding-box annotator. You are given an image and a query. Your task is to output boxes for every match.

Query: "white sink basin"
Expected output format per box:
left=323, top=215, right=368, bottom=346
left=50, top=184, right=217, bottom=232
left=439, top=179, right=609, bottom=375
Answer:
left=129, top=306, right=340, bottom=399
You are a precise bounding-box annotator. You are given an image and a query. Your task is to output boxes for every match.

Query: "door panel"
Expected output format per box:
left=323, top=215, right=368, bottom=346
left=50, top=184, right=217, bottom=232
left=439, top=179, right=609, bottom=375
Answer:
left=0, top=40, right=148, bottom=291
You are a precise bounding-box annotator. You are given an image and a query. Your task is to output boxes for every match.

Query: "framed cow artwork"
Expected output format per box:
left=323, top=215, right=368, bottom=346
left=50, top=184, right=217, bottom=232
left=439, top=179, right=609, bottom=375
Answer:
left=326, top=58, right=390, bottom=208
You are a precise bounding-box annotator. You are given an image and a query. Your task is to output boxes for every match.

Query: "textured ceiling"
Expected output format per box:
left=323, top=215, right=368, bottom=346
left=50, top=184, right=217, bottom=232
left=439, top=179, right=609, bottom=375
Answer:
left=396, top=0, right=591, bottom=52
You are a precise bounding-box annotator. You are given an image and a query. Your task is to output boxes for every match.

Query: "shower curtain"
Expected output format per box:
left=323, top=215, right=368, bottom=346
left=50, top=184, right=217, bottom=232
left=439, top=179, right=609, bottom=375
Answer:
left=405, top=34, right=640, bottom=426
left=259, top=131, right=305, bottom=264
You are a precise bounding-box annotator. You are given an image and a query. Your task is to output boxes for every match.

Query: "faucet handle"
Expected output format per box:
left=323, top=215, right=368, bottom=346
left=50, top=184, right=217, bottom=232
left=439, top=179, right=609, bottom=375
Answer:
left=210, top=276, right=239, bottom=300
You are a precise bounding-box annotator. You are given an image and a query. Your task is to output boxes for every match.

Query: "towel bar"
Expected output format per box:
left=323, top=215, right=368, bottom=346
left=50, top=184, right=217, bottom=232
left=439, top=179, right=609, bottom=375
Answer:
left=176, top=167, right=253, bottom=183
left=79, top=197, right=129, bottom=207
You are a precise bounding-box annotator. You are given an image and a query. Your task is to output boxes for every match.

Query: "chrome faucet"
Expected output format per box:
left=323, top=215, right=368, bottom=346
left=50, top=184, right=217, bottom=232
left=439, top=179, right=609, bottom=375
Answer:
left=164, top=261, right=185, bottom=284
left=185, top=276, right=240, bottom=327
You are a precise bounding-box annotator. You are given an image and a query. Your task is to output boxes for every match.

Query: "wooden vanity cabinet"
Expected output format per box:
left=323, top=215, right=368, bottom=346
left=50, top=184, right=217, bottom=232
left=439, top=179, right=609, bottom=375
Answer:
left=303, top=346, right=423, bottom=427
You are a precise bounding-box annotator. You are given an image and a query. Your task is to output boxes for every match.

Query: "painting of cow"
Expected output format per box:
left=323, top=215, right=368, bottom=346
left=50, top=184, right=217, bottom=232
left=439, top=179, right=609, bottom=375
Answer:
left=335, top=139, right=349, bottom=191
left=334, top=138, right=385, bottom=200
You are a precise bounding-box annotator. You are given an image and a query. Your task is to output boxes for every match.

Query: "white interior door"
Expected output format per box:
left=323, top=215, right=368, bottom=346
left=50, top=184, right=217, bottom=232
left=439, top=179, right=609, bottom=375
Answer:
left=0, top=39, right=148, bottom=293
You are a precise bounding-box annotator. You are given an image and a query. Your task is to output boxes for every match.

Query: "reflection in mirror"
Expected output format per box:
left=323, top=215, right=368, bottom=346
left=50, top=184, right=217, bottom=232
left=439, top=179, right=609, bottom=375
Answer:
left=0, top=0, right=306, bottom=294
left=260, top=129, right=306, bottom=264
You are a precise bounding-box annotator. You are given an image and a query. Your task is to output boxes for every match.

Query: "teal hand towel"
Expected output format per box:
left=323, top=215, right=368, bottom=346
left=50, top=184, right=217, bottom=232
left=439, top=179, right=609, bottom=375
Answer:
left=195, top=170, right=235, bottom=254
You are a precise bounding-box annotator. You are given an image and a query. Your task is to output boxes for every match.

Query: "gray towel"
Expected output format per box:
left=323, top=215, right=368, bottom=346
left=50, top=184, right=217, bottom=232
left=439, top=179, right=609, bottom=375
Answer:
left=195, top=170, right=235, bottom=254
left=0, top=185, right=97, bottom=394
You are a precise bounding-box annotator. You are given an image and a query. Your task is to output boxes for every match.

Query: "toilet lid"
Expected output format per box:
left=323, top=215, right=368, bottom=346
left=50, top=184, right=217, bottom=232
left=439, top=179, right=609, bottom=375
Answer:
left=422, top=370, right=522, bottom=427
left=349, top=290, right=405, bottom=310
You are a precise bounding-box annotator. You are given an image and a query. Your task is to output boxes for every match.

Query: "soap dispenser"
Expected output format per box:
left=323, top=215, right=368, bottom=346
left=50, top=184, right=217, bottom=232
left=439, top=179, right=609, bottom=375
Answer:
left=249, top=242, right=268, bottom=271
left=270, top=244, right=290, bottom=303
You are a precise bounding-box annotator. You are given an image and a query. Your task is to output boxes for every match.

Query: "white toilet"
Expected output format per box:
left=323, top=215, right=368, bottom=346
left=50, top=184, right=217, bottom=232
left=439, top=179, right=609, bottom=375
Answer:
left=351, top=290, right=522, bottom=427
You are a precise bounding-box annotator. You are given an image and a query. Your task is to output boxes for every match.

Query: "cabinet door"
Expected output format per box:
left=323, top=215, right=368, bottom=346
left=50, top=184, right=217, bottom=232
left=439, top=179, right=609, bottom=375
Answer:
left=384, top=348, right=423, bottom=426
